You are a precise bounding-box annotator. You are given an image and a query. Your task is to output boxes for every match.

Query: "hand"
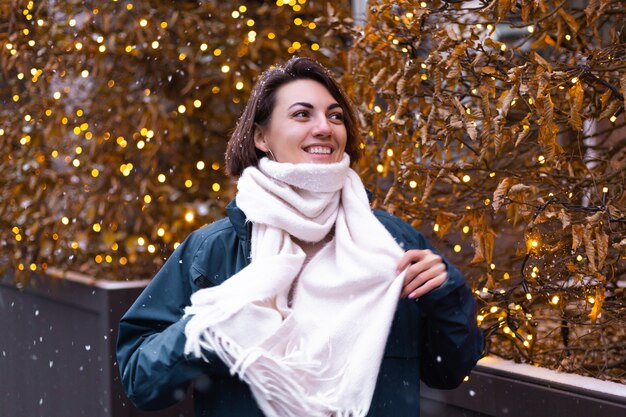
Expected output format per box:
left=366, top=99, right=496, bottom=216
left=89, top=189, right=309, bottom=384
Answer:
left=396, top=249, right=447, bottom=299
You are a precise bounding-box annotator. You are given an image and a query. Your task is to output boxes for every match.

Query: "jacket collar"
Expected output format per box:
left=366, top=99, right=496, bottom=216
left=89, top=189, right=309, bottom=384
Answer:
left=226, top=198, right=248, bottom=242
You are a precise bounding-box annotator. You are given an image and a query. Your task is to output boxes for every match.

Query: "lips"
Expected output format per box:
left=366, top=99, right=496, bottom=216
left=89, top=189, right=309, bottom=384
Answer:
left=304, top=145, right=333, bottom=155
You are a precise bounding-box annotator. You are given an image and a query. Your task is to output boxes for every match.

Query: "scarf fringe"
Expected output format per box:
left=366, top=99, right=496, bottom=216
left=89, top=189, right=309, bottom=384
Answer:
left=187, top=325, right=368, bottom=417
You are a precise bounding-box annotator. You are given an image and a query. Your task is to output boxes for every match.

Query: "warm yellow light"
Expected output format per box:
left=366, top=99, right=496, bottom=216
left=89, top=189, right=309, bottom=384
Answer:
left=454, top=245, right=462, bottom=253
left=246, top=19, right=255, bottom=27
left=232, top=10, right=240, bottom=18
left=185, top=180, right=193, bottom=188
left=72, top=159, right=80, bottom=167
left=565, top=34, right=571, bottom=41
left=551, top=295, right=560, bottom=305
left=239, top=5, right=247, bottom=12
left=526, top=293, right=532, bottom=300
left=576, top=254, right=583, bottom=261
left=530, top=240, right=539, bottom=248
left=157, top=174, right=166, bottom=183
left=221, top=65, right=230, bottom=73
left=30, top=263, right=37, bottom=271
left=421, top=74, right=428, bottom=81
left=268, top=32, right=275, bottom=39
left=157, top=227, right=165, bottom=237
left=409, top=180, right=417, bottom=188
left=120, top=257, right=128, bottom=265
left=588, top=297, right=595, bottom=304
left=433, top=224, right=440, bottom=232
left=147, top=244, right=156, bottom=253
left=98, top=45, right=106, bottom=52
left=178, top=105, right=186, bottom=114
left=571, top=77, right=578, bottom=84
left=376, top=164, right=384, bottom=173
left=503, top=272, right=510, bottom=279
left=235, top=81, right=244, bottom=90
left=527, top=26, right=534, bottom=33
left=137, top=237, right=146, bottom=246
left=69, top=18, right=76, bottom=27
left=93, top=224, right=101, bottom=232
left=610, top=115, right=617, bottom=123
left=139, top=18, right=148, bottom=27
left=386, top=149, right=393, bottom=157
left=538, top=155, right=545, bottom=164
left=462, top=174, right=470, bottom=183
left=151, top=41, right=159, bottom=49
left=196, top=161, right=206, bottom=170
left=137, top=140, right=145, bottom=149
left=193, top=99, right=202, bottom=108
left=462, top=226, right=470, bottom=234
left=212, top=162, right=220, bottom=170
left=212, top=183, right=221, bottom=192
left=144, top=195, right=152, bottom=204
left=374, top=106, right=382, bottom=113
left=490, top=306, right=498, bottom=313
left=500, top=44, right=506, bottom=51
left=185, top=212, right=195, bottom=222
left=71, top=241, right=79, bottom=249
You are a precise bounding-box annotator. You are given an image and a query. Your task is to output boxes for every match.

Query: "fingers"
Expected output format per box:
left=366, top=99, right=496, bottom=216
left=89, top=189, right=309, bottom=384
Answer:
left=396, top=249, right=431, bottom=274
left=398, top=249, right=448, bottom=298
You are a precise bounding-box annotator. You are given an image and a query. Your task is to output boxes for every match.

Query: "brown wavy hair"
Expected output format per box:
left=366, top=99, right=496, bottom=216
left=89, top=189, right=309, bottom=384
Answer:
left=224, top=57, right=362, bottom=177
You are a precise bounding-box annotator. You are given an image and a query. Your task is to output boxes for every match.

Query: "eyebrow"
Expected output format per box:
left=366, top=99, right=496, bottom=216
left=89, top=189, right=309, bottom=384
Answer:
left=287, top=102, right=343, bottom=111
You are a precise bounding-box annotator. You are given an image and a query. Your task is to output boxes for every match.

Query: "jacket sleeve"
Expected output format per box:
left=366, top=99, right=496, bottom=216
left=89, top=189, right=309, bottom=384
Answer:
left=116, top=232, right=217, bottom=410
left=376, top=211, right=484, bottom=389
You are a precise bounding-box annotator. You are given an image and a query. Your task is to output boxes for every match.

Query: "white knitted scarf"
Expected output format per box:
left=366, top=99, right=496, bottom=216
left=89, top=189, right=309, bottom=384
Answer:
left=184, top=154, right=406, bottom=417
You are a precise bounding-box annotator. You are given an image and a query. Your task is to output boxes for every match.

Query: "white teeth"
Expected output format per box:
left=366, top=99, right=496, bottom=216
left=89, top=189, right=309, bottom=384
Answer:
left=306, top=146, right=332, bottom=154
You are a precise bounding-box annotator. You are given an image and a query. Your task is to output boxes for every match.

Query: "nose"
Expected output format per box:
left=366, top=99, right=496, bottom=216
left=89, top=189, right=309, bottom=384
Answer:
left=312, top=115, right=332, bottom=138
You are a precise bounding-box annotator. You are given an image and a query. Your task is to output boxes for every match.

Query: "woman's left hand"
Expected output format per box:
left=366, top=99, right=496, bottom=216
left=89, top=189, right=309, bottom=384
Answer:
left=396, top=249, right=448, bottom=299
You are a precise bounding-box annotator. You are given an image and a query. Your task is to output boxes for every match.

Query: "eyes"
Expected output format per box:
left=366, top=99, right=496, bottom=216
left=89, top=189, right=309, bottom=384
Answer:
left=291, top=108, right=344, bottom=123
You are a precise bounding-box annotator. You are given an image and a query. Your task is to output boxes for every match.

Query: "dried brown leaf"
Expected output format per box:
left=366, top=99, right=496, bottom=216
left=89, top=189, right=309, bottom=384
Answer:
left=572, top=224, right=584, bottom=251
left=588, top=286, right=605, bottom=322
left=596, top=229, right=609, bottom=270
left=584, top=226, right=597, bottom=271
left=492, top=177, right=511, bottom=212
left=568, top=82, right=584, bottom=131
left=557, top=9, right=580, bottom=33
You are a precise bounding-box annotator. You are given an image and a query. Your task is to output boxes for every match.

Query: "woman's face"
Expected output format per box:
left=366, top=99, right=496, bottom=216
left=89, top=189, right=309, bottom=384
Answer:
left=254, top=79, right=347, bottom=164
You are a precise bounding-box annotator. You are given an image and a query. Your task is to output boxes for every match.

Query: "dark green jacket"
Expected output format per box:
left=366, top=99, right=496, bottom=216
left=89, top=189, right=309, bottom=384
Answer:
left=117, top=200, right=483, bottom=416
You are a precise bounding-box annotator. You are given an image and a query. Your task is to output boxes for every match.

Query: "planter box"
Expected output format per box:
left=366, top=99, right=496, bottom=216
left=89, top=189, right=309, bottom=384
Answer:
left=421, top=356, right=626, bottom=417
left=0, top=270, right=193, bottom=417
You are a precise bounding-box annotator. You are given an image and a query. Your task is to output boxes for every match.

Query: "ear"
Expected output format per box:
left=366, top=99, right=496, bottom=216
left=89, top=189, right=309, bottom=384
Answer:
left=253, top=125, right=269, bottom=152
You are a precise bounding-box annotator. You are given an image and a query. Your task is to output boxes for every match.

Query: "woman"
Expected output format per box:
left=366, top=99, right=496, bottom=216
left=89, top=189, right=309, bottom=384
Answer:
left=117, top=57, right=483, bottom=417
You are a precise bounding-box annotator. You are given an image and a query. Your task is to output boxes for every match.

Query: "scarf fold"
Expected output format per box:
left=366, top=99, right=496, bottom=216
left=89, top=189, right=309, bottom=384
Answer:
left=184, top=154, right=406, bottom=417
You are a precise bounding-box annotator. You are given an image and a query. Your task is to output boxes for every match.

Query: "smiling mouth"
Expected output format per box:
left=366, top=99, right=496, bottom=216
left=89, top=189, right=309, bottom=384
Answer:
left=304, top=146, right=333, bottom=155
